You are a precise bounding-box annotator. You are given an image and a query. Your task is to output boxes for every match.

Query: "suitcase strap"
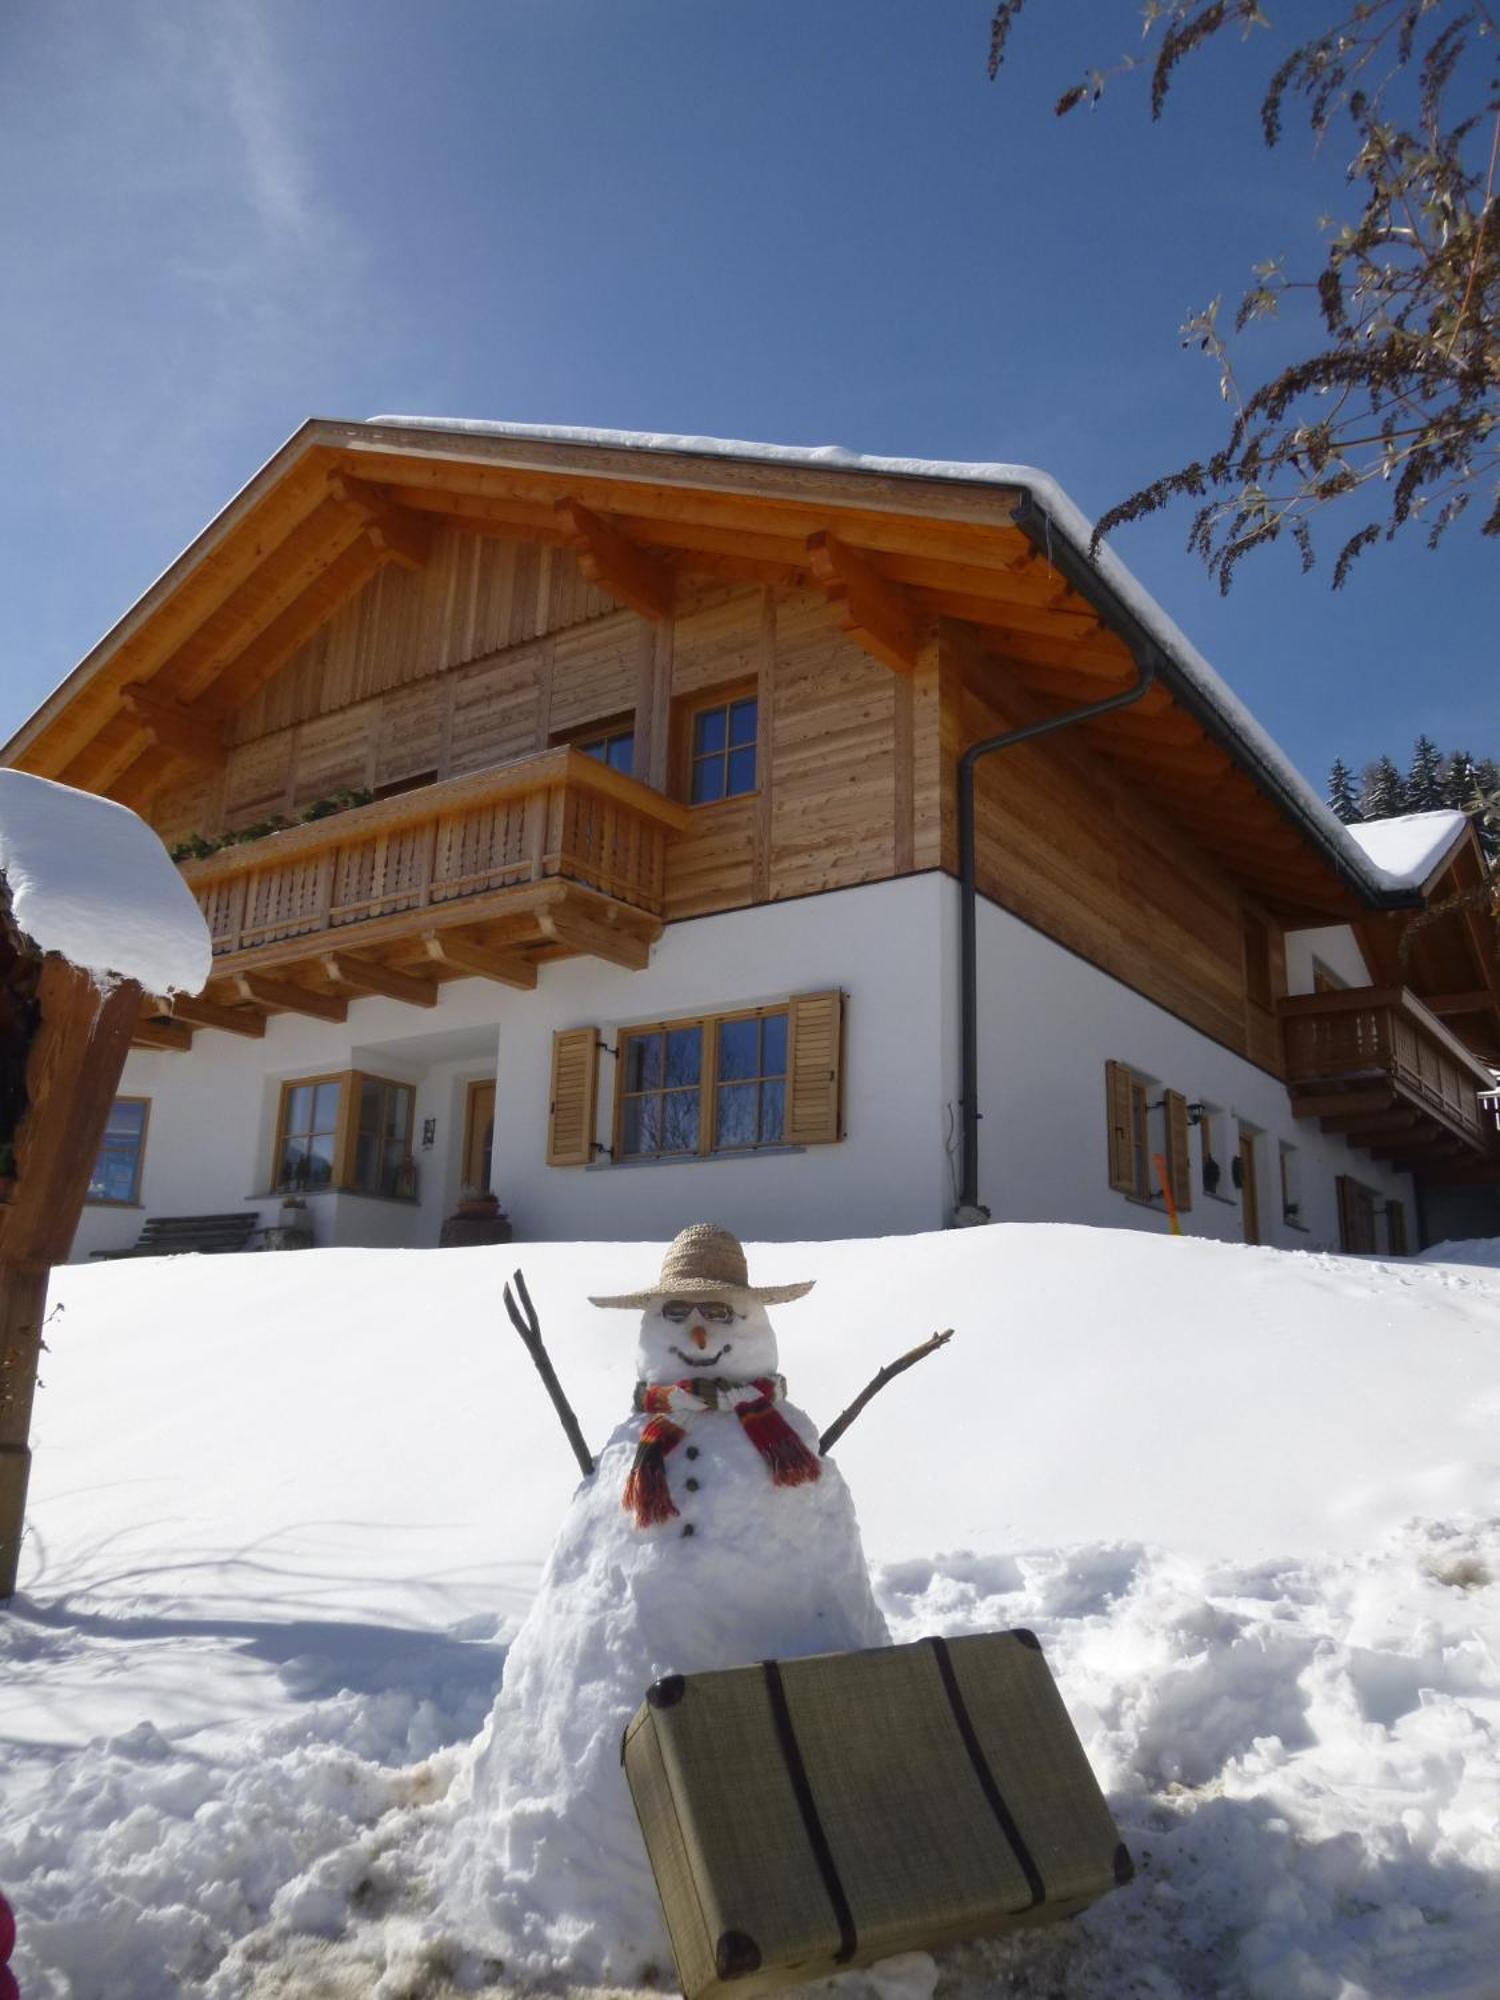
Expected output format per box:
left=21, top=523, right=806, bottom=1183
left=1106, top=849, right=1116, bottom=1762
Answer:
left=762, top=1659, right=859, bottom=1964
left=928, top=1636, right=1047, bottom=1910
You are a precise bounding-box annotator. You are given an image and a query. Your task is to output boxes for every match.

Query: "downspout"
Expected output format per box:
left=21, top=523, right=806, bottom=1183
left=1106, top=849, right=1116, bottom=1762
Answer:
left=953, top=495, right=1163, bottom=1224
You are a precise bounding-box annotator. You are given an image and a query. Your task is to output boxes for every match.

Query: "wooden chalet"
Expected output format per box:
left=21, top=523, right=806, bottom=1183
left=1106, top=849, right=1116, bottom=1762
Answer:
left=4, top=418, right=1496, bottom=1256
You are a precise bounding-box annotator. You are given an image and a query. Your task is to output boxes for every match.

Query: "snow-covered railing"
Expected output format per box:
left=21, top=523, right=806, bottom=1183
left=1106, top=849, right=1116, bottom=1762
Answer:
left=1280, top=986, right=1497, bottom=1152
left=178, top=749, right=690, bottom=963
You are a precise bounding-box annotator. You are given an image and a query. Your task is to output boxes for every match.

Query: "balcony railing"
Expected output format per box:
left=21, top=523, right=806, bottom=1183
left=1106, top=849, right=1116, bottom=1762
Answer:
left=1280, top=985, right=1497, bottom=1154
left=181, top=748, right=690, bottom=965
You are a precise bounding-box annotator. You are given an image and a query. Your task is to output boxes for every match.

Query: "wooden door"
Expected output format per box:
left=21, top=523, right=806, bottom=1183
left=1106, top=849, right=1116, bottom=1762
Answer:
left=1239, top=1129, right=1260, bottom=1245
left=463, top=1080, right=496, bottom=1193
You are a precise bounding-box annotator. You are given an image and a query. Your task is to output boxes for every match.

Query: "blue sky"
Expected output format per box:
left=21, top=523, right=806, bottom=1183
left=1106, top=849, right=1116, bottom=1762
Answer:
left=1, top=0, right=1491, bottom=788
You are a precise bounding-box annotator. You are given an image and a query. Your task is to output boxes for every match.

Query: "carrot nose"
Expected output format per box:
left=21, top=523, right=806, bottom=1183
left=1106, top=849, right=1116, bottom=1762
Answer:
left=690, top=1324, right=709, bottom=1351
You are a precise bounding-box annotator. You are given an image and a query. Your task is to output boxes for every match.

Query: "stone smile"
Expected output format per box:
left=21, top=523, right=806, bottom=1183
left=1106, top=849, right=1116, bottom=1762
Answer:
left=670, top=1344, right=729, bottom=1368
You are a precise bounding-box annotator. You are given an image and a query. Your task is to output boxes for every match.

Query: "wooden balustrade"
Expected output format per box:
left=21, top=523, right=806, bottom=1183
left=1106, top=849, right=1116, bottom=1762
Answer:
left=181, top=749, right=690, bottom=967
left=1280, top=985, right=1497, bottom=1157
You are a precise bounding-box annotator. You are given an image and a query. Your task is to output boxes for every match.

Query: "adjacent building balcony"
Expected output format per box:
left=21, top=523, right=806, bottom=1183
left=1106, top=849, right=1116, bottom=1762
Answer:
left=138, top=750, right=690, bottom=1046
left=1281, top=985, right=1500, bottom=1178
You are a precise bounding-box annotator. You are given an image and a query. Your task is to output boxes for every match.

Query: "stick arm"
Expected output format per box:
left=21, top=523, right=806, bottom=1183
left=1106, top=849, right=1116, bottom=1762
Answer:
left=504, top=1268, right=597, bottom=1479
left=818, top=1328, right=954, bottom=1456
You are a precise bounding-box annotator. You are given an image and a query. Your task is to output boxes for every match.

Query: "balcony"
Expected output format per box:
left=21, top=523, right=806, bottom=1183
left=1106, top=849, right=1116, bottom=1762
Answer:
left=1281, top=985, right=1500, bottom=1177
left=140, top=751, right=690, bottom=1044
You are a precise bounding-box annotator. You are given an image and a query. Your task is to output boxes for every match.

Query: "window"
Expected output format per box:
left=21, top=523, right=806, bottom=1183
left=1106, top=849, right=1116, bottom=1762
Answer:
left=352, top=1076, right=416, bottom=1199
left=278, top=1077, right=342, bottom=1190
left=274, top=1072, right=417, bottom=1199
left=87, top=1097, right=149, bottom=1205
left=617, top=1007, right=789, bottom=1159
left=1105, top=1066, right=1193, bottom=1211
left=1279, top=1142, right=1304, bottom=1225
left=578, top=728, right=635, bottom=776
left=689, top=697, right=757, bottom=804
left=1198, top=1101, right=1227, bottom=1197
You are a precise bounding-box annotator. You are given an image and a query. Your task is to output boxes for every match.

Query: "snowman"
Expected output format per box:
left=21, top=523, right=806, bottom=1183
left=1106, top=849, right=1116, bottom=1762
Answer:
left=439, top=1224, right=891, bottom=1985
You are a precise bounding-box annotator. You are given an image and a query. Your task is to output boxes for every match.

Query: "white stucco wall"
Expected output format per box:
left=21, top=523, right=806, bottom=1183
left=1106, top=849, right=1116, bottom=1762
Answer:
left=1284, top=923, right=1374, bottom=996
left=957, top=885, right=1416, bottom=1252
left=70, top=876, right=952, bottom=1257
left=68, top=873, right=1419, bottom=1261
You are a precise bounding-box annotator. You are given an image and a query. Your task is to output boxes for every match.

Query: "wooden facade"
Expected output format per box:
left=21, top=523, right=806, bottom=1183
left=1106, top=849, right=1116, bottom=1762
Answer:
left=4, top=420, right=1497, bottom=1138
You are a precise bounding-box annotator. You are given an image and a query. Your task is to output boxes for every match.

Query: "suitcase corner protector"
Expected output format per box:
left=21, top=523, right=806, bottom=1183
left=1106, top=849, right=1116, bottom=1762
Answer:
left=714, top=1931, right=763, bottom=1981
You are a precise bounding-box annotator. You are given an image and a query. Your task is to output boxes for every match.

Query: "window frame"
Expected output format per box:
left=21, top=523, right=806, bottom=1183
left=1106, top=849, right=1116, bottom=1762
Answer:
left=272, top=1070, right=419, bottom=1200
left=85, top=1095, right=151, bottom=1207
left=676, top=679, right=761, bottom=808
left=554, top=712, right=636, bottom=778
left=613, top=1004, right=792, bottom=1162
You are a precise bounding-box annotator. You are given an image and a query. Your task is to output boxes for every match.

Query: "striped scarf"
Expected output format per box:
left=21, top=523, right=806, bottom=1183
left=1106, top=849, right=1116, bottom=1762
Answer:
left=624, top=1375, right=822, bottom=1528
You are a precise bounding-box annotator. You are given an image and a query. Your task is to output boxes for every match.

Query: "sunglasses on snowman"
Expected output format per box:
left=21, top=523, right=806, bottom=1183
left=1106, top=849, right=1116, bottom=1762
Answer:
left=661, top=1298, right=736, bottom=1323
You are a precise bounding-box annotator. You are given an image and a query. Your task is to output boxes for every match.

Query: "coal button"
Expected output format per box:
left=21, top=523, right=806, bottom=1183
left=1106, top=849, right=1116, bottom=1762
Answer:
left=681, top=1523, right=696, bottom=1539
left=686, top=1447, right=699, bottom=1460
left=685, top=1478, right=700, bottom=1492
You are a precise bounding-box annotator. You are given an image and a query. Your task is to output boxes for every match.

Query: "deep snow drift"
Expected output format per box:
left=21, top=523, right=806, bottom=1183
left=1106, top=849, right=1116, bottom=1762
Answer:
left=2, top=1225, right=1499, bottom=1998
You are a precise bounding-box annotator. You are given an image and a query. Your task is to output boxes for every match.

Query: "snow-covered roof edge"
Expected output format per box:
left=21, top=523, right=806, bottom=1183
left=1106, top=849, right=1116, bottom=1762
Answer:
left=369, top=416, right=1434, bottom=908
left=1343, top=810, right=1473, bottom=893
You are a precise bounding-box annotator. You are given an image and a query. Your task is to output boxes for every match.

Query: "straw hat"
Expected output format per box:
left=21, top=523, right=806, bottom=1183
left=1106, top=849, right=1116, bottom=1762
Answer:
left=589, top=1223, right=815, bottom=1309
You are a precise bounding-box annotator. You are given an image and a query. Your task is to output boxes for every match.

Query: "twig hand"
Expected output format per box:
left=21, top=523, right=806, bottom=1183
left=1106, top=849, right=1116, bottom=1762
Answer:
left=818, top=1328, right=954, bottom=1456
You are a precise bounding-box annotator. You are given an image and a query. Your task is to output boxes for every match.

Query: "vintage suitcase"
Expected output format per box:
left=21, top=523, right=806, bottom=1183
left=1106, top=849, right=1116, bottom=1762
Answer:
left=622, top=1630, right=1131, bottom=2000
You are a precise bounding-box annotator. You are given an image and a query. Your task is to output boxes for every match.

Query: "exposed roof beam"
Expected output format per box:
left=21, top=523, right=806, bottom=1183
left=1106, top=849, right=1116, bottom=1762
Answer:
left=133, top=1011, right=193, bottom=1052
left=321, top=951, right=438, bottom=1008
left=536, top=906, right=651, bottom=970
left=1425, top=989, right=1494, bottom=1017
left=169, top=993, right=266, bottom=1038
left=805, top=530, right=922, bottom=674
left=422, top=930, right=538, bottom=990
left=117, top=684, right=226, bottom=768
left=208, top=537, right=388, bottom=716
left=555, top=498, right=674, bottom=621
left=327, top=473, right=434, bottom=571
left=1289, top=1089, right=1397, bottom=1122
left=234, top=973, right=348, bottom=1022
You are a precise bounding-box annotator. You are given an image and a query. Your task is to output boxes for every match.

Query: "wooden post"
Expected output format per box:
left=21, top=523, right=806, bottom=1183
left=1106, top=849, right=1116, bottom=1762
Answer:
left=0, top=958, right=143, bottom=1598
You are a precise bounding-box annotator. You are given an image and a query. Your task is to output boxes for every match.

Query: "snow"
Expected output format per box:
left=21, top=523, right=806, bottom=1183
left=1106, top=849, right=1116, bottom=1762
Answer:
left=3, top=1224, right=1500, bottom=1998
left=366, top=417, right=1419, bottom=906
left=1343, top=810, right=1472, bottom=891
left=0, top=770, right=211, bottom=994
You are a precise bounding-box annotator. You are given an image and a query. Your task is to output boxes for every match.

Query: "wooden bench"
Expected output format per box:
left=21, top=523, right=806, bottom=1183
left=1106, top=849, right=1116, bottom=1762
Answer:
left=90, top=1213, right=260, bottom=1259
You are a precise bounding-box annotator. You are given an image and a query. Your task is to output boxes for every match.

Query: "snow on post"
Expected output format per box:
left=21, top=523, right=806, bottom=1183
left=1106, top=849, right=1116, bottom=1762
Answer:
left=0, top=770, right=212, bottom=996
left=1, top=771, right=211, bottom=1598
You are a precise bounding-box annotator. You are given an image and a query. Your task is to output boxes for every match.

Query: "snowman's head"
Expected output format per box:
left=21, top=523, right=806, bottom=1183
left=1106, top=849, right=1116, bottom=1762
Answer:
left=634, top=1293, right=780, bottom=1386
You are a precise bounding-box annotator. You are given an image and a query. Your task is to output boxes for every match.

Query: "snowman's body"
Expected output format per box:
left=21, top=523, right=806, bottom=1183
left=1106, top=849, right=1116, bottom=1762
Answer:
left=442, top=1295, right=889, bottom=1984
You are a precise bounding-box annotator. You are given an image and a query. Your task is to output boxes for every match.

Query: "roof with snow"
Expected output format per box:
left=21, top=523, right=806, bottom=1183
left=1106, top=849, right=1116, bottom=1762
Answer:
left=1343, top=808, right=1473, bottom=892
left=0, top=770, right=211, bottom=993
left=0, top=413, right=1482, bottom=928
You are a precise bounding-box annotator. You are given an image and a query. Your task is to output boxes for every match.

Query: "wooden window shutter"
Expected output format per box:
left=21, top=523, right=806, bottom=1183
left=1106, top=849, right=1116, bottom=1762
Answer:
left=1105, top=1061, right=1136, bottom=1194
left=547, top=1027, right=599, bottom=1167
left=1164, top=1089, right=1193, bottom=1212
left=785, top=990, right=844, bottom=1146
left=1335, top=1174, right=1357, bottom=1254
left=1386, top=1200, right=1408, bottom=1257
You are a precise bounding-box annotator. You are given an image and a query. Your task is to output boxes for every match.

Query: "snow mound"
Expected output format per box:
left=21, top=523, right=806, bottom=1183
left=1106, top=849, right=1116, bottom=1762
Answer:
left=4, top=1226, right=1500, bottom=1997
left=0, top=769, right=211, bottom=993
left=1419, top=1237, right=1500, bottom=1269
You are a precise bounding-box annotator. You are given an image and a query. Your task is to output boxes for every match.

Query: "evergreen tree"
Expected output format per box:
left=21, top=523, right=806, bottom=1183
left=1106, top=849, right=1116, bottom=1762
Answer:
left=1407, top=735, right=1446, bottom=811
left=1443, top=751, right=1478, bottom=811
left=1361, top=757, right=1409, bottom=820
left=1326, top=759, right=1361, bottom=824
